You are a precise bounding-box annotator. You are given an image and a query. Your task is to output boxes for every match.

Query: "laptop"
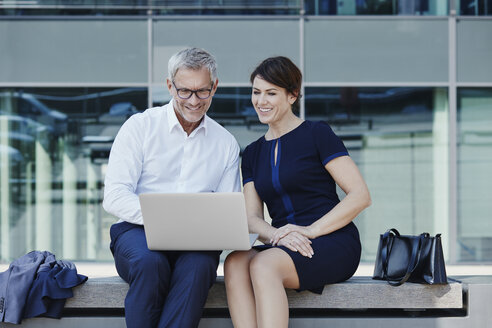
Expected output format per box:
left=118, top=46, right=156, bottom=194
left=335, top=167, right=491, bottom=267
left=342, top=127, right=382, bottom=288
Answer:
left=139, top=192, right=258, bottom=251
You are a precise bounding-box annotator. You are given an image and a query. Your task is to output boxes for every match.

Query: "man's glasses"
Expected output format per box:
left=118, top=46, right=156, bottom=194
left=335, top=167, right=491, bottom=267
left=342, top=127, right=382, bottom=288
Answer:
left=172, top=81, right=213, bottom=100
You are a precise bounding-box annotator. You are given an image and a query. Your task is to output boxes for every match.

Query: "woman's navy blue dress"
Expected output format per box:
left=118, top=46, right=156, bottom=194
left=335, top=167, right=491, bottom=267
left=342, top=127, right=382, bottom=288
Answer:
left=241, top=120, right=361, bottom=294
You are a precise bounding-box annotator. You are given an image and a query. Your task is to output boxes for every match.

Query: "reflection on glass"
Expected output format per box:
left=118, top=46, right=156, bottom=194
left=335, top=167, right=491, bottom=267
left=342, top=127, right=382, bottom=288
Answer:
left=209, top=87, right=267, bottom=153
left=304, top=0, right=448, bottom=15
left=305, top=87, right=449, bottom=261
left=0, top=88, right=147, bottom=262
left=458, top=0, right=492, bottom=15
left=457, top=88, right=492, bottom=261
left=0, top=0, right=301, bottom=16
left=0, top=86, right=461, bottom=263
left=0, top=0, right=453, bottom=15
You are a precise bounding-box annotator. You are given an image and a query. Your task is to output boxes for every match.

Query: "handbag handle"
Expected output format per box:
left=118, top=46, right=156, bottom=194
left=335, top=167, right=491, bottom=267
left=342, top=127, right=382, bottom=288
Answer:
left=380, top=229, right=400, bottom=277
left=381, top=229, right=426, bottom=286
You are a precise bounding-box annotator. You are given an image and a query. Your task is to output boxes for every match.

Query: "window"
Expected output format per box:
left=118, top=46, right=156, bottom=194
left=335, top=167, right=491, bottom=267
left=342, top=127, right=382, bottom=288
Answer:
left=457, top=88, right=492, bottom=261
left=0, top=88, right=147, bottom=261
left=304, top=0, right=448, bottom=15
left=458, top=0, right=492, bottom=15
left=305, top=87, right=449, bottom=260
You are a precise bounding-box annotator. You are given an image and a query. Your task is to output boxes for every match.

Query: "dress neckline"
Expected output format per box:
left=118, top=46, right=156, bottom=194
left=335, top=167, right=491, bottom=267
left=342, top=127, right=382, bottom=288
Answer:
left=263, top=120, right=307, bottom=142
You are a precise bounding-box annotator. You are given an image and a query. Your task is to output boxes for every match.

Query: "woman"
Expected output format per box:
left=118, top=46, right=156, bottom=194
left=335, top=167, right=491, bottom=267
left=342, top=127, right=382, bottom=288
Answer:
left=224, top=56, right=371, bottom=328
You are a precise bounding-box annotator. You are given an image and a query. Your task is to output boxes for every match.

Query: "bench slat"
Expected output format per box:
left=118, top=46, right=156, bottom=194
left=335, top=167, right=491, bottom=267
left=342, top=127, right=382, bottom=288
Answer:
left=65, top=276, right=463, bottom=310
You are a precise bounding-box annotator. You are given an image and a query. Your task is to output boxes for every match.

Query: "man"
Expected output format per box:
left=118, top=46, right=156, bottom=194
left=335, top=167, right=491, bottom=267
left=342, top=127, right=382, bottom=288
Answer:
left=103, top=47, right=240, bottom=328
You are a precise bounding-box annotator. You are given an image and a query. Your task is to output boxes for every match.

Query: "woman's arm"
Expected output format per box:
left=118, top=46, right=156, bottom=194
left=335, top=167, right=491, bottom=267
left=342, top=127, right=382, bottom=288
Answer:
left=308, top=155, right=371, bottom=238
left=244, top=182, right=313, bottom=257
left=243, top=181, right=276, bottom=244
left=271, top=155, right=371, bottom=243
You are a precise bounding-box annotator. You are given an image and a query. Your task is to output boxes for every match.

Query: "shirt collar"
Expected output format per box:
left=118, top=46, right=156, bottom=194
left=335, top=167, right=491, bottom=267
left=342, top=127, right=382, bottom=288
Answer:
left=166, top=100, right=209, bottom=137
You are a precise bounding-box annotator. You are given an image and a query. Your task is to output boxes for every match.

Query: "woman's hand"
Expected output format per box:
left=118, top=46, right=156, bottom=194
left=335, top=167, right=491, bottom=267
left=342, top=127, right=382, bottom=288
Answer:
left=275, top=231, right=314, bottom=258
left=271, top=224, right=315, bottom=245
left=271, top=224, right=315, bottom=258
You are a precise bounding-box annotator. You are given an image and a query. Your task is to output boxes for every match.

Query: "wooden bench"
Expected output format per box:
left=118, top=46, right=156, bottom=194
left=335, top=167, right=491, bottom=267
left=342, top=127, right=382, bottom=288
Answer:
left=65, top=275, right=464, bottom=311
left=8, top=275, right=492, bottom=328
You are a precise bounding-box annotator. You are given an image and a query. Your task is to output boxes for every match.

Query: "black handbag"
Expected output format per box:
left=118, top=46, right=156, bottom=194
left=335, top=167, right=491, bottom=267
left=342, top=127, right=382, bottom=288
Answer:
left=372, top=228, right=448, bottom=286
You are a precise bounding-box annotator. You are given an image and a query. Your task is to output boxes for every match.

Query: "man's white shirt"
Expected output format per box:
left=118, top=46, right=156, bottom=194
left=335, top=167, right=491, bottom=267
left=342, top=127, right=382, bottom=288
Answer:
left=103, top=102, right=241, bottom=225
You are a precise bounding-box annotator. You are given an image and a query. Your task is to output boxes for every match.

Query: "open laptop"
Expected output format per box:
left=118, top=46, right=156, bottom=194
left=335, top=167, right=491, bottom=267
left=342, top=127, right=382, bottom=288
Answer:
left=139, top=192, right=258, bottom=251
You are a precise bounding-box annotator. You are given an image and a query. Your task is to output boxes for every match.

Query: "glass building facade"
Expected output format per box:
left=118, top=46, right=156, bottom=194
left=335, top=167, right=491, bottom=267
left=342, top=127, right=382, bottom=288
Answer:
left=0, top=1, right=491, bottom=264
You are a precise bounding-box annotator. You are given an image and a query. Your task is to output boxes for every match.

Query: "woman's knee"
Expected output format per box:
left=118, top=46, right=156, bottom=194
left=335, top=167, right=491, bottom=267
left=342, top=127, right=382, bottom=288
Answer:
left=225, top=251, right=249, bottom=272
left=249, top=251, right=280, bottom=283
left=224, top=251, right=253, bottom=285
left=249, top=249, right=298, bottom=288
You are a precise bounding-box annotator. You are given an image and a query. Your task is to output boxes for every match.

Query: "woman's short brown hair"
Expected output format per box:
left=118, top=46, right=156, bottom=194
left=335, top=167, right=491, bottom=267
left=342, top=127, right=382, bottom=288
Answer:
left=250, top=56, right=302, bottom=111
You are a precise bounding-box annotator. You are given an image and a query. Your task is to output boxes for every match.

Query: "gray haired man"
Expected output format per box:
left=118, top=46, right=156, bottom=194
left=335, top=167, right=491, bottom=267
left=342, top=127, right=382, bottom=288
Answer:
left=103, top=48, right=240, bottom=328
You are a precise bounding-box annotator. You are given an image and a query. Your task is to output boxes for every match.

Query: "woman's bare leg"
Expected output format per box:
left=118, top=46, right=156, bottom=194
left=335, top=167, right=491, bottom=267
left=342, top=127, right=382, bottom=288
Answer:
left=249, top=248, right=300, bottom=328
left=224, top=249, right=259, bottom=328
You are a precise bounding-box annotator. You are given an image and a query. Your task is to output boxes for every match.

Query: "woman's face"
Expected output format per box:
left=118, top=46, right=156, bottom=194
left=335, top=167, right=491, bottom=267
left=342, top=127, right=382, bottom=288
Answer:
left=251, top=76, right=297, bottom=125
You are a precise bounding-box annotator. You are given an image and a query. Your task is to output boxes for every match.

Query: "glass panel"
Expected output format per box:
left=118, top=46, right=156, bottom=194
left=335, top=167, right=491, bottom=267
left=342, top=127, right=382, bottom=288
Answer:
left=0, top=0, right=301, bottom=16
left=304, top=19, right=448, bottom=83
left=152, top=19, right=300, bottom=84
left=457, top=0, right=492, bottom=15
left=305, top=87, right=449, bottom=261
left=304, top=0, right=448, bottom=15
left=457, top=19, right=492, bottom=83
left=0, top=87, right=147, bottom=262
left=210, top=87, right=268, bottom=153
left=457, top=88, right=492, bottom=261
left=0, top=20, right=147, bottom=84
left=1, top=0, right=451, bottom=15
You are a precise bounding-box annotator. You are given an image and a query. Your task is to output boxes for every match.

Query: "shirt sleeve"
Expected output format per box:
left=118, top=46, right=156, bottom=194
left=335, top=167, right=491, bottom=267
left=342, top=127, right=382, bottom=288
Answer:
left=102, top=114, right=145, bottom=225
left=215, top=137, right=241, bottom=192
left=241, top=143, right=254, bottom=185
left=313, top=121, right=349, bottom=166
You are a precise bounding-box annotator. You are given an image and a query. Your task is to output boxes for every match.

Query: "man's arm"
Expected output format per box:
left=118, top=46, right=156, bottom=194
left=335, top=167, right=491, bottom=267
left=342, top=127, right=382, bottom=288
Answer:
left=215, top=138, right=241, bottom=193
left=103, top=116, right=145, bottom=225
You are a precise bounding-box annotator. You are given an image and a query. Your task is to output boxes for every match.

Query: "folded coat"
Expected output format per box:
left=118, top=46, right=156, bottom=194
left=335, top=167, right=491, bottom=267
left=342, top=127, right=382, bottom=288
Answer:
left=0, top=251, right=87, bottom=324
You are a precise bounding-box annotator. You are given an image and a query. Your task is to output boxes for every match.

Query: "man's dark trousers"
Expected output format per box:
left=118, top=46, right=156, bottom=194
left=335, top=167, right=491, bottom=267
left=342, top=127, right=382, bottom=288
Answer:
left=110, top=221, right=220, bottom=328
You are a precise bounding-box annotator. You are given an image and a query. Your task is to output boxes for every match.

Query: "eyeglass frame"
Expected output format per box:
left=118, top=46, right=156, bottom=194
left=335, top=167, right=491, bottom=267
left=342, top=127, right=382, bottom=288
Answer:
left=172, top=80, right=215, bottom=100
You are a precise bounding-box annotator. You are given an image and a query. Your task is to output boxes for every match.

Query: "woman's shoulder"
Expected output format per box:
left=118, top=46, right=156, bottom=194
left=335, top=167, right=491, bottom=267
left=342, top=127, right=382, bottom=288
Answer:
left=304, top=119, right=333, bottom=131
left=303, top=120, right=340, bottom=139
left=249, top=134, right=266, bottom=148
left=243, top=135, right=265, bottom=157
